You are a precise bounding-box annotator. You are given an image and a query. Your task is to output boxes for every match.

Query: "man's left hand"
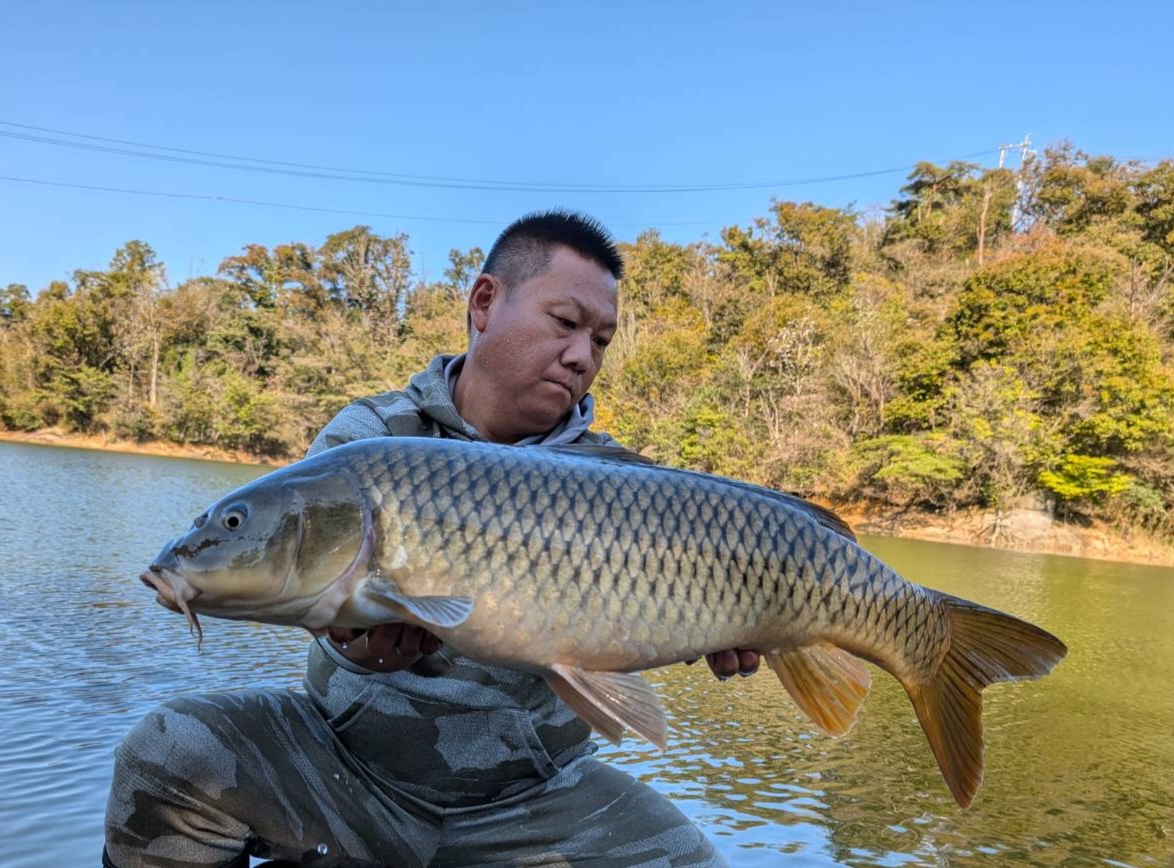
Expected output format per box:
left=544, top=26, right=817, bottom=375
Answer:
left=687, top=648, right=760, bottom=680
left=326, top=624, right=442, bottom=672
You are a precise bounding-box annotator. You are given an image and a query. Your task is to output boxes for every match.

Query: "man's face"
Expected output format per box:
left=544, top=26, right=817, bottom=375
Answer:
left=471, top=245, right=618, bottom=437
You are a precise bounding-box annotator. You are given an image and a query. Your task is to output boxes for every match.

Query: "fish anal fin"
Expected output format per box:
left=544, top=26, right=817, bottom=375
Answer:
left=766, top=644, right=871, bottom=737
left=903, top=593, right=1067, bottom=808
left=545, top=664, right=667, bottom=750
left=360, top=577, right=474, bottom=629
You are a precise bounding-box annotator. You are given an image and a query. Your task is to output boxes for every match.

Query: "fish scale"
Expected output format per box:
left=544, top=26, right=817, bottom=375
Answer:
left=378, top=445, right=863, bottom=666
left=144, top=436, right=1067, bottom=807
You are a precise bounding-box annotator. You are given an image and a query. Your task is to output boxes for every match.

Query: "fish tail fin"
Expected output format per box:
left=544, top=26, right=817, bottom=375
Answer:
left=904, top=593, right=1067, bottom=808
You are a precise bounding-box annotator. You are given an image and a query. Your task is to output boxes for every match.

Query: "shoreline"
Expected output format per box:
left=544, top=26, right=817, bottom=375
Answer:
left=0, top=427, right=283, bottom=467
left=832, top=503, right=1174, bottom=570
left=4, top=428, right=1172, bottom=569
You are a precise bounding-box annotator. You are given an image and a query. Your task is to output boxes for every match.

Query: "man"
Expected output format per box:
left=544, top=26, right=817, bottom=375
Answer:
left=105, top=211, right=759, bottom=868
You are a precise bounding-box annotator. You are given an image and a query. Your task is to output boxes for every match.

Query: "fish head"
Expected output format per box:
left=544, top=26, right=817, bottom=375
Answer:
left=141, top=462, right=372, bottom=636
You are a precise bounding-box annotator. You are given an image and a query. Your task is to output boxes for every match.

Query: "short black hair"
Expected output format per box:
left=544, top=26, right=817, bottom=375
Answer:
left=483, top=210, right=624, bottom=291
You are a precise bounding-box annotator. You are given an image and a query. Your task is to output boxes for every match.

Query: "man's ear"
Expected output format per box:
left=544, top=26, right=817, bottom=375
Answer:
left=467, top=273, right=501, bottom=334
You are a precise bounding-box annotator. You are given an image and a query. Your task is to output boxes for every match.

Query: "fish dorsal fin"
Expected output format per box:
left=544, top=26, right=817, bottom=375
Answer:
left=534, top=445, right=856, bottom=542
left=359, top=577, right=474, bottom=629
left=765, top=644, right=872, bottom=737
left=545, top=663, right=668, bottom=750
left=533, top=444, right=658, bottom=466
left=755, top=491, right=856, bottom=542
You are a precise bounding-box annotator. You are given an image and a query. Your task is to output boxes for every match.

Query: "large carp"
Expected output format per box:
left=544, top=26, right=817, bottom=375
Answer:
left=141, top=437, right=1066, bottom=807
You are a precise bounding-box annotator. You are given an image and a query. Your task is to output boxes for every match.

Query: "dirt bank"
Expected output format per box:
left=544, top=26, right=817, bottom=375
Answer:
left=834, top=502, right=1174, bottom=568
left=0, top=428, right=282, bottom=467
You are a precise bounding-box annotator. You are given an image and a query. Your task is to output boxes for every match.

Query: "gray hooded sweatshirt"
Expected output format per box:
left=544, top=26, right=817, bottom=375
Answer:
left=303, top=354, right=618, bottom=808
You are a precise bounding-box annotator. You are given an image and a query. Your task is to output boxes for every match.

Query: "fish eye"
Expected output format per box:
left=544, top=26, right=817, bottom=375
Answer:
left=222, top=506, right=248, bottom=531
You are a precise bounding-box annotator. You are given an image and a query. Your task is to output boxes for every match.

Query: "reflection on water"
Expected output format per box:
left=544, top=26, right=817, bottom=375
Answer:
left=0, top=442, right=1171, bottom=867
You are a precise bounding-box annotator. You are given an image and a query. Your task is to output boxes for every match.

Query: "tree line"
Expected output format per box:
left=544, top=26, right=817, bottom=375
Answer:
left=2, top=143, right=1172, bottom=538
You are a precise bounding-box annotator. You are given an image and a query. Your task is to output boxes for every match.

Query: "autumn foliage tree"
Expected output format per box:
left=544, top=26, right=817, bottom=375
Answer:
left=3, top=147, right=1173, bottom=539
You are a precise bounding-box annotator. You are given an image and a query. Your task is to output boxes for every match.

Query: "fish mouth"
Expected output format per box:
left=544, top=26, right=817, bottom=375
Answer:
left=141, top=566, right=205, bottom=648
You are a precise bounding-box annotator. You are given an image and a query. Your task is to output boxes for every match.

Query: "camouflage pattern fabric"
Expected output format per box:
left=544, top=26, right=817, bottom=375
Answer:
left=105, top=354, right=724, bottom=867
left=305, top=354, right=618, bottom=452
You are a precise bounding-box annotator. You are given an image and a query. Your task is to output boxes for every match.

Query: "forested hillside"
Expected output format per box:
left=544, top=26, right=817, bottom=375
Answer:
left=3, top=144, right=1172, bottom=538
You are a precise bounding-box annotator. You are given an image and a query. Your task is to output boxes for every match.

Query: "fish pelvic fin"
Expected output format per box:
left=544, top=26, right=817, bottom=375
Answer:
left=765, top=644, right=872, bottom=737
left=360, top=578, right=474, bottom=629
left=545, top=664, right=668, bottom=750
left=905, top=593, right=1068, bottom=809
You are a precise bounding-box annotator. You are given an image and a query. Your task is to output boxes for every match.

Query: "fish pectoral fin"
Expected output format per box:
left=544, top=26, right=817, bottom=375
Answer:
left=765, top=644, right=872, bottom=738
left=360, top=578, right=474, bottom=629
left=545, top=664, right=668, bottom=750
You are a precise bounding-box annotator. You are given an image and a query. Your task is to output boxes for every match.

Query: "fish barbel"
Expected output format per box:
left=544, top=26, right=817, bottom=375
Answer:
left=141, top=438, right=1067, bottom=807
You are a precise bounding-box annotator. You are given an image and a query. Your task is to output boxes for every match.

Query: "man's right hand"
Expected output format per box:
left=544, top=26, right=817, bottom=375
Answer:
left=326, top=624, right=441, bottom=672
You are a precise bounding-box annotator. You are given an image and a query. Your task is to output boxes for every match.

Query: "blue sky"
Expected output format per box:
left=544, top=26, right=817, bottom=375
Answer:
left=2, top=1, right=1172, bottom=292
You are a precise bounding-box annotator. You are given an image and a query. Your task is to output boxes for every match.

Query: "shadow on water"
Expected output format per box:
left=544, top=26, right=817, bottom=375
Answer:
left=0, top=442, right=1171, bottom=866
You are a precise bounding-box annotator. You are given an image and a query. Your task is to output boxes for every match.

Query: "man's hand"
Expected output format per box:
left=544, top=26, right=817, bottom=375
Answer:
left=687, top=648, right=761, bottom=680
left=326, top=624, right=441, bottom=672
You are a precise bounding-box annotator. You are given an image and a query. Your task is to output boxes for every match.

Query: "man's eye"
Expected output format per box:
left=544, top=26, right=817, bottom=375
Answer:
left=555, top=316, right=576, bottom=330
left=594, top=337, right=611, bottom=349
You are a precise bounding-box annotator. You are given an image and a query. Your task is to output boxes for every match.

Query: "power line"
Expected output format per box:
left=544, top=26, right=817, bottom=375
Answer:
left=0, top=120, right=533, bottom=185
left=0, top=174, right=505, bottom=225
left=1, top=135, right=1059, bottom=231
left=0, top=173, right=730, bottom=228
left=0, top=119, right=1000, bottom=194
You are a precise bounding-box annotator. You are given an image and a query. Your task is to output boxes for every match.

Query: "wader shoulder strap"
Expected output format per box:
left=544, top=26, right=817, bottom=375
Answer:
left=354, top=396, right=437, bottom=438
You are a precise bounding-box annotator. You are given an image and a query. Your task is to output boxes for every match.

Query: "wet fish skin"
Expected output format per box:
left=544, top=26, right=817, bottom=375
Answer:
left=144, top=437, right=1068, bottom=808
left=340, top=442, right=934, bottom=674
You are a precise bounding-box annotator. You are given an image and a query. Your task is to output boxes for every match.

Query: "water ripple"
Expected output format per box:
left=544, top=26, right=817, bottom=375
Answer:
left=2, top=442, right=1172, bottom=866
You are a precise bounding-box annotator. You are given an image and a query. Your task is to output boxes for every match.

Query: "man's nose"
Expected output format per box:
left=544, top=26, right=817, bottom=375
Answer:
left=562, top=332, right=593, bottom=372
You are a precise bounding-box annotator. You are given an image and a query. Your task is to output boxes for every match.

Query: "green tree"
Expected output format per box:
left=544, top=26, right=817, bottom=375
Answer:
left=319, top=226, right=413, bottom=335
left=946, top=360, right=1049, bottom=509
left=442, top=246, right=485, bottom=297
left=950, top=243, right=1114, bottom=365
left=3, top=141, right=1172, bottom=537
left=843, top=433, right=966, bottom=509
left=1038, top=454, right=1132, bottom=503
left=1134, top=160, right=1174, bottom=251
left=619, top=230, right=696, bottom=313
left=1, top=284, right=31, bottom=325
left=883, top=161, right=1014, bottom=257
left=720, top=201, right=857, bottom=298
left=826, top=274, right=908, bottom=438
left=217, top=244, right=284, bottom=308
left=1025, top=143, right=1136, bottom=234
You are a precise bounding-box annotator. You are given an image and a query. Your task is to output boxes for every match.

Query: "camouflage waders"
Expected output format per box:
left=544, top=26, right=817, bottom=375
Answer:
left=104, top=642, right=722, bottom=867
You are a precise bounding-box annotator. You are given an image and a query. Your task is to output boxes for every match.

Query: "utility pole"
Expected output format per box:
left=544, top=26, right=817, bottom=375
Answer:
left=979, top=135, right=1033, bottom=264
left=999, top=134, right=1034, bottom=229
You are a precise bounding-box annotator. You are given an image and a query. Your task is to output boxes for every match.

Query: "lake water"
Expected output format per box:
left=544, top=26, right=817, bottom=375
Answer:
left=0, top=441, right=1171, bottom=867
